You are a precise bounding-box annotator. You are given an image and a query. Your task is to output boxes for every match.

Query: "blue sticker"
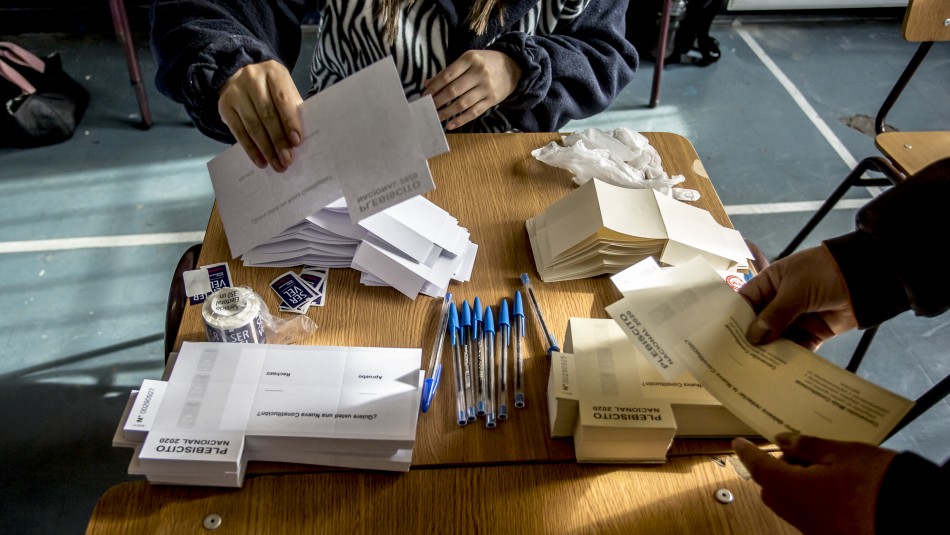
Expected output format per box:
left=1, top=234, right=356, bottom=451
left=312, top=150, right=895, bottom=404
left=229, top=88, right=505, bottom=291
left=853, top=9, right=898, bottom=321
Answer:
left=270, top=272, right=317, bottom=312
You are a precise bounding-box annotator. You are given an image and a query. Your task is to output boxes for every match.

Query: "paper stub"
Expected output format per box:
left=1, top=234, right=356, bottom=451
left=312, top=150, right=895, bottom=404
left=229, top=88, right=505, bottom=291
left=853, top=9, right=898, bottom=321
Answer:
left=183, top=269, right=212, bottom=298
left=187, top=262, right=233, bottom=304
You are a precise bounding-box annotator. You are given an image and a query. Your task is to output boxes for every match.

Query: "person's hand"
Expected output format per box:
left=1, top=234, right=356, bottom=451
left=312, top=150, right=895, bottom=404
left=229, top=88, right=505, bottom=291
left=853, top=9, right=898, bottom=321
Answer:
left=733, top=434, right=896, bottom=535
left=422, top=50, right=521, bottom=130
left=739, top=245, right=857, bottom=350
left=218, top=60, right=304, bottom=172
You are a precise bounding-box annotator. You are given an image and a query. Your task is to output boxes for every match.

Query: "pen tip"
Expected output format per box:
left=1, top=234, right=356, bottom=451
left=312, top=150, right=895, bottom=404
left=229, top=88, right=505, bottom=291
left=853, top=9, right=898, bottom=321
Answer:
left=520, top=273, right=529, bottom=285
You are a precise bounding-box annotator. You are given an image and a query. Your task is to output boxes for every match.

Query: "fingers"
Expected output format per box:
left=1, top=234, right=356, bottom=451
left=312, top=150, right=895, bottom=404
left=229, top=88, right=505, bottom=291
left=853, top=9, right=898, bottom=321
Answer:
left=425, top=65, right=484, bottom=129
left=268, top=74, right=304, bottom=148
left=218, top=61, right=303, bottom=172
left=733, top=438, right=788, bottom=486
left=746, top=286, right=800, bottom=345
left=423, top=50, right=520, bottom=130
left=775, top=433, right=840, bottom=465
left=734, top=436, right=807, bottom=519
left=219, top=98, right=267, bottom=169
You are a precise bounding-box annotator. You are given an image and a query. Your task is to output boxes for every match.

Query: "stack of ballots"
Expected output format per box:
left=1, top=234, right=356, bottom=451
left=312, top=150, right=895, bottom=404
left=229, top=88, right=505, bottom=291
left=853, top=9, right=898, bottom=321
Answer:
left=525, top=178, right=751, bottom=282
left=112, top=341, right=423, bottom=487
left=205, top=57, right=476, bottom=299
left=241, top=194, right=477, bottom=299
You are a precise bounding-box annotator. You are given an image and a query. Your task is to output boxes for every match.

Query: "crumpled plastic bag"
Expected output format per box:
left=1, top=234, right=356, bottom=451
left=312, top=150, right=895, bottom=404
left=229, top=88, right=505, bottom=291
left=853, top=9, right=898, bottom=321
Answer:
left=531, top=127, right=701, bottom=202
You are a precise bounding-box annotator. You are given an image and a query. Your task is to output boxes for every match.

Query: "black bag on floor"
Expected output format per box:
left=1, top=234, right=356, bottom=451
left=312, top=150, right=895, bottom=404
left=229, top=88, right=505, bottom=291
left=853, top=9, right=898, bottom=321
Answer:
left=0, top=41, right=90, bottom=148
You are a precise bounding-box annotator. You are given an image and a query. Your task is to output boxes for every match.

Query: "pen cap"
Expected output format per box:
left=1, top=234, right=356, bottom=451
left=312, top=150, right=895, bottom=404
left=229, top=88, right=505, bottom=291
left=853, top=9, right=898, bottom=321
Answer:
left=498, top=299, right=510, bottom=327
left=472, top=297, right=482, bottom=337
left=461, top=300, right=471, bottom=328
left=449, top=304, right=460, bottom=345
left=461, top=301, right=472, bottom=343
left=484, top=306, right=495, bottom=334
left=513, top=291, right=525, bottom=336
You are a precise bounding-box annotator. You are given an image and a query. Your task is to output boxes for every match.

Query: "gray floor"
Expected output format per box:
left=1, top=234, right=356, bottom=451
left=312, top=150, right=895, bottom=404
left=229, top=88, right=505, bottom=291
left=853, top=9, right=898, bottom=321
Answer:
left=2, top=13, right=948, bottom=534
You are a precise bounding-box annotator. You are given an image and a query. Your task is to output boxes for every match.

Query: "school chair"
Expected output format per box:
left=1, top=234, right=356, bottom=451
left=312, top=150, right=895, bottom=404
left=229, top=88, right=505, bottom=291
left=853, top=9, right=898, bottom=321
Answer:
left=164, top=243, right=202, bottom=362
left=777, top=0, right=950, bottom=260
left=774, top=0, right=950, bottom=383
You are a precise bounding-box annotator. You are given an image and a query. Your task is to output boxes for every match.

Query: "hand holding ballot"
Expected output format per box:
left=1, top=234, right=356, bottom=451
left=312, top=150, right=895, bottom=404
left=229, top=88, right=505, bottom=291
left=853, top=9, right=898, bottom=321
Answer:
left=733, top=433, right=895, bottom=535
left=732, top=158, right=950, bottom=535
left=207, top=58, right=445, bottom=257
left=739, top=245, right=857, bottom=351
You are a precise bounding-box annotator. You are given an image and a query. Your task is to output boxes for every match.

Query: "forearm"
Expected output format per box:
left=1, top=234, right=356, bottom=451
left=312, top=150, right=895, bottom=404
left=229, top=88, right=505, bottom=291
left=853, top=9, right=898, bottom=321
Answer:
left=488, top=0, right=637, bottom=131
left=149, top=0, right=314, bottom=142
left=823, top=158, right=950, bottom=327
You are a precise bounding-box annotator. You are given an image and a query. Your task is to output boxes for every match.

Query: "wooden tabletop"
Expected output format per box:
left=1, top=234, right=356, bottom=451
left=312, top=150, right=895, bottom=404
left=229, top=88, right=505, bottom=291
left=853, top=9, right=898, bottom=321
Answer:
left=172, top=132, right=741, bottom=468
left=87, top=455, right=797, bottom=535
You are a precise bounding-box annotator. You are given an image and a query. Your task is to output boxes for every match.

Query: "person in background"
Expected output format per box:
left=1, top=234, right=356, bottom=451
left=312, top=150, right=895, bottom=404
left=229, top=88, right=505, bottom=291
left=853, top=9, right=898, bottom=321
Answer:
left=733, top=157, right=950, bottom=534
left=150, top=0, right=638, bottom=172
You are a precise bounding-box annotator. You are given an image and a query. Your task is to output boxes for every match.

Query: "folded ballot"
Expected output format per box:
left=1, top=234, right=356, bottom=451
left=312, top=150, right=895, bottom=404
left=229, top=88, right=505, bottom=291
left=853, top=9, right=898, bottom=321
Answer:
left=525, top=178, right=751, bottom=282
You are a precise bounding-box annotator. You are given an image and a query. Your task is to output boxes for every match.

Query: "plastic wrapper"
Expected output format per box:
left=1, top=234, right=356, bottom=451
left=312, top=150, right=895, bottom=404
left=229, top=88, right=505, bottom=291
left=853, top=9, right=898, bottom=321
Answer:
left=531, top=127, right=700, bottom=202
left=201, top=286, right=317, bottom=345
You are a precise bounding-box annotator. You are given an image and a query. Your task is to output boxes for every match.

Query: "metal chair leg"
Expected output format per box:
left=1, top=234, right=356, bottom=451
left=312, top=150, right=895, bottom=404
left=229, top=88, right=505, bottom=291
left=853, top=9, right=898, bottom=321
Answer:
left=845, top=326, right=878, bottom=373
left=649, top=0, right=673, bottom=108
left=165, top=244, right=203, bottom=362
left=108, top=0, right=152, bottom=128
left=775, top=156, right=903, bottom=261
left=887, top=373, right=950, bottom=440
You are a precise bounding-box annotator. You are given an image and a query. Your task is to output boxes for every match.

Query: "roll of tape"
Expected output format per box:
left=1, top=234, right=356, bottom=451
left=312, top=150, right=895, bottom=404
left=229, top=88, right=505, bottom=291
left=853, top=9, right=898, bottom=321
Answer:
left=202, top=287, right=267, bottom=344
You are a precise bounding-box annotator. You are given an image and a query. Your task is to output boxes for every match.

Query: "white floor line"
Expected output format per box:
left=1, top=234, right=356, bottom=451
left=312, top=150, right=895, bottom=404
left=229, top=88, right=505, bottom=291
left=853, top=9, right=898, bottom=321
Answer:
left=0, top=26, right=885, bottom=256
left=0, top=231, right=206, bottom=254
left=733, top=20, right=885, bottom=198
left=725, top=198, right=869, bottom=216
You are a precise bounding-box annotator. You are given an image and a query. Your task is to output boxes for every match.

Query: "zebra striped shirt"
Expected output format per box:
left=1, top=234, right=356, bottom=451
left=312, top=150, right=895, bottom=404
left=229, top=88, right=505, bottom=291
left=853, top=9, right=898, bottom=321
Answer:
left=308, top=0, right=590, bottom=132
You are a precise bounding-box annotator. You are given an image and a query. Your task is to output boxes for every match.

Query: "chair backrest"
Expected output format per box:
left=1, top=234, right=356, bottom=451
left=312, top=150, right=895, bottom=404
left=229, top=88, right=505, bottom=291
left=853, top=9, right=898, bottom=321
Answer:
left=903, top=0, right=950, bottom=43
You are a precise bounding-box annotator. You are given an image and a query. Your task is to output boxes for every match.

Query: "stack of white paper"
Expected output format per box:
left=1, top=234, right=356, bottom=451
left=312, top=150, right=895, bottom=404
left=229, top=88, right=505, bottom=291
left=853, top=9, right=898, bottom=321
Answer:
left=525, top=178, right=751, bottom=282
left=113, top=342, right=423, bottom=487
left=206, top=57, right=477, bottom=299
left=242, top=195, right=478, bottom=299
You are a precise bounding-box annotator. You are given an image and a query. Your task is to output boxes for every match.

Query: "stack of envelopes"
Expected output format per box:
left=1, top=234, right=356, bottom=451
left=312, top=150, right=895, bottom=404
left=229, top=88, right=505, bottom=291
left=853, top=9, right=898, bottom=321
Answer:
left=526, top=178, right=751, bottom=282
left=113, top=342, right=423, bottom=487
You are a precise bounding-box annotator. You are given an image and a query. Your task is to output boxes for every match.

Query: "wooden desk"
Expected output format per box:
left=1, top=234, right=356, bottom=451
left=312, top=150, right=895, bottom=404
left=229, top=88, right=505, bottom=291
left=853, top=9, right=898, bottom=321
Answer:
left=87, top=456, right=797, bottom=534
left=89, top=132, right=791, bottom=534
left=172, top=132, right=740, bottom=468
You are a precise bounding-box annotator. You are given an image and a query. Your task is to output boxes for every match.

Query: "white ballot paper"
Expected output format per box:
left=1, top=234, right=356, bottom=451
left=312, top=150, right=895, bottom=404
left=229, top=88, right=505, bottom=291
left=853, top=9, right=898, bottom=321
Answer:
left=139, top=341, right=423, bottom=471
left=207, top=57, right=442, bottom=258
left=605, top=257, right=914, bottom=444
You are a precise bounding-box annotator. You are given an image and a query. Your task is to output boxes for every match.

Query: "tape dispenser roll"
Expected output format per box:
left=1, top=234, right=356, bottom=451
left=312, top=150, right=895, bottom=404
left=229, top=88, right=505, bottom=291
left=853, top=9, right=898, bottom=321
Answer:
left=202, top=287, right=267, bottom=344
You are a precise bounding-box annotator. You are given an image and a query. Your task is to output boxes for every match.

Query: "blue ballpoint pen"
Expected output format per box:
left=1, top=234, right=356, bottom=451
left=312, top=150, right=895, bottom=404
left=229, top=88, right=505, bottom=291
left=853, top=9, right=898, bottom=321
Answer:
left=513, top=290, right=526, bottom=409
left=460, top=301, right=477, bottom=421
left=421, top=292, right=452, bottom=413
left=497, top=299, right=511, bottom=420
left=473, top=296, right=486, bottom=417
left=448, top=304, right=467, bottom=426
left=520, top=273, right=560, bottom=355
left=483, top=306, right=497, bottom=428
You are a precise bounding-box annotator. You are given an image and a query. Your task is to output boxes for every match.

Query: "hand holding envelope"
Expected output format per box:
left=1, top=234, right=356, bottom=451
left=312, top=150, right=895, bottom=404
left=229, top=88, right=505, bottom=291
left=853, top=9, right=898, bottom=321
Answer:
left=207, top=58, right=448, bottom=259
